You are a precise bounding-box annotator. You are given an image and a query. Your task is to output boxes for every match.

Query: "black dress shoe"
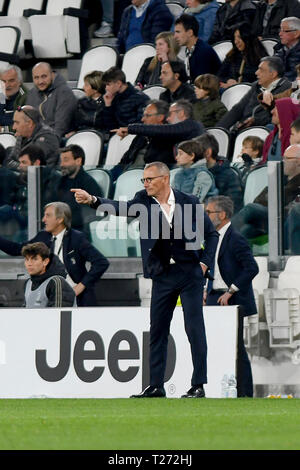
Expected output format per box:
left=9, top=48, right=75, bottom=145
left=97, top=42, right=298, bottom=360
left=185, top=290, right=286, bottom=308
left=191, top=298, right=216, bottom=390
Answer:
left=181, top=385, right=205, bottom=398
left=130, top=385, right=166, bottom=398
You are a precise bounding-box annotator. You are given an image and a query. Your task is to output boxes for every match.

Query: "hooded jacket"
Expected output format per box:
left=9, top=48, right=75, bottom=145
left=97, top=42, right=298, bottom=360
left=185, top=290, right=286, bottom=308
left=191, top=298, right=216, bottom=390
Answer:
left=24, top=253, right=76, bottom=308
left=184, top=0, right=220, bottom=43
left=261, top=97, right=300, bottom=164
left=26, top=72, right=77, bottom=138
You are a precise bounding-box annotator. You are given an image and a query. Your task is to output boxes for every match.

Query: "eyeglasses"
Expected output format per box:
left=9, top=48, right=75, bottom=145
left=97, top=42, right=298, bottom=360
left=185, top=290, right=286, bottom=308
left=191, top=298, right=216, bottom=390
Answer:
left=280, top=29, right=297, bottom=33
left=205, top=210, right=222, bottom=215
left=143, top=113, right=160, bottom=118
left=168, top=109, right=180, bottom=116
left=16, top=105, right=35, bottom=121
left=141, top=175, right=165, bottom=184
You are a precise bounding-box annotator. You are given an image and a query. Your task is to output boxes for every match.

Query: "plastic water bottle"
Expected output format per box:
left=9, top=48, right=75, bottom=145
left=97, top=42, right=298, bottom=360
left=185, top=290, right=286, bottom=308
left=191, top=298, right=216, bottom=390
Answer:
left=228, top=374, right=237, bottom=398
left=221, top=374, right=229, bottom=398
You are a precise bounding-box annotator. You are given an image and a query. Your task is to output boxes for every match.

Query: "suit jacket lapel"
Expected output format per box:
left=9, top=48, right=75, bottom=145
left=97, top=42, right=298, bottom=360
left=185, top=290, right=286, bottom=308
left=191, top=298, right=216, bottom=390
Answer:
left=218, top=224, right=232, bottom=261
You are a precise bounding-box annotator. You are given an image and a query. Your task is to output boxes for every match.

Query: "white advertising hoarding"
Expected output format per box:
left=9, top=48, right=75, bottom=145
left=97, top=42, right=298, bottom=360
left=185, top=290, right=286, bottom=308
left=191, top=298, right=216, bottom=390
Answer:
left=0, top=306, right=237, bottom=398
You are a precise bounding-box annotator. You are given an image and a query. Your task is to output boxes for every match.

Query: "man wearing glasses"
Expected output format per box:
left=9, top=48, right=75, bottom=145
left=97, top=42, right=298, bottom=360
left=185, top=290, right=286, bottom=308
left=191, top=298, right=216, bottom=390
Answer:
left=274, top=17, right=300, bottom=81
left=71, top=161, right=219, bottom=398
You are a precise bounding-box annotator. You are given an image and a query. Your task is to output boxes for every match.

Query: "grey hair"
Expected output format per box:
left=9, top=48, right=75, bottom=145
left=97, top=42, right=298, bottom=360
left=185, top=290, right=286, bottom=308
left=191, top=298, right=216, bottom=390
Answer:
left=172, top=99, right=194, bottom=119
left=0, top=64, right=23, bottom=82
left=147, top=99, right=169, bottom=117
left=44, top=201, right=72, bottom=229
left=144, top=161, right=170, bottom=175
left=206, top=195, right=234, bottom=219
left=281, top=17, right=300, bottom=31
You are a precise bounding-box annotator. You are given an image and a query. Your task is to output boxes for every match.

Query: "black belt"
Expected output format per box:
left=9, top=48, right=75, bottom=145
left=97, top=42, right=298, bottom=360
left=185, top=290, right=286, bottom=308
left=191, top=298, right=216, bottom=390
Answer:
left=209, top=289, right=227, bottom=294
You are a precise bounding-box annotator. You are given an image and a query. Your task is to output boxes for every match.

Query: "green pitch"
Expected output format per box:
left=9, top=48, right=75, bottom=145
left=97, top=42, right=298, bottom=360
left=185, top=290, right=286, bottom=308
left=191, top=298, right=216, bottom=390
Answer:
left=0, top=398, right=299, bottom=450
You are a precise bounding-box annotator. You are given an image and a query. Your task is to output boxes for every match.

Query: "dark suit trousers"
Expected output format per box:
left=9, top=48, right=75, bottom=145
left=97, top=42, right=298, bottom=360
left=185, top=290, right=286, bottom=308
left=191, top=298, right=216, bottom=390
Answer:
left=150, top=264, right=207, bottom=388
left=206, top=291, right=253, bottom=397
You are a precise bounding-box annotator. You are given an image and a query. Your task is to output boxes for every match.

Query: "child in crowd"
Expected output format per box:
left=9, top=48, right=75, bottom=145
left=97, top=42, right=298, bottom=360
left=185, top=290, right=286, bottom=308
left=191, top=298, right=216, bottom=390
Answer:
left=193, top=74, right=227, bottom=128
left=173, top=139, right=218, bottom=202
left=234, top=135, right=264, bottom=183
left=290, top=118, right=300, bottom=144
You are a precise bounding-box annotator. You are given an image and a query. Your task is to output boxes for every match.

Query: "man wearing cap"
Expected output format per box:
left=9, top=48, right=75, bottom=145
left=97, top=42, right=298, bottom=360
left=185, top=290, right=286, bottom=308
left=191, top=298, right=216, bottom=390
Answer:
left=4, top=105, right=60, bottom=169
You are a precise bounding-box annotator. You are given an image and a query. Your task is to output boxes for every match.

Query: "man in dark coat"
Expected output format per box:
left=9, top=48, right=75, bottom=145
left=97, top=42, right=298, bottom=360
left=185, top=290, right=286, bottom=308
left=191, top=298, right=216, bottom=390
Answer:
left=205, top=196, right=259, bottom=397
left=117, top=0, right=173, bottom=54
left=159, top=61, right=197, bottom=104
left=0, top=202, right=109, bottom=307
left=71, top=162, right=219, bottom=399
left=274, top=16, right=300, bottom=81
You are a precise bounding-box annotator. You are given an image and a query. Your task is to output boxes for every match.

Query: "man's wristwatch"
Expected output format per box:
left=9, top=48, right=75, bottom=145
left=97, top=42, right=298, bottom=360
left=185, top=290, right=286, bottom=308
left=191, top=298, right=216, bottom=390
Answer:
left=227, top=287, right=236, bottom=295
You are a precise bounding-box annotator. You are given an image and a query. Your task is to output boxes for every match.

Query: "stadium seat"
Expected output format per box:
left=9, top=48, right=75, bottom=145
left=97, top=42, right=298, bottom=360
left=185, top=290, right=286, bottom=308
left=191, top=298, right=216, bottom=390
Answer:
left=212, top=40, right=232, bottom=62
left=0, top=0, right=45, bottom=57
left=220, top=83, right=251, bottom=111
left=72, top=88, right=86, bottom=99
left=261, top=38, right=279, bottom=56
left=165, top=2, right=184, bottom=18
left=0, top=25, right=20, bottom=67
left=28, top=0, right=88, bottom=59
left=86, top=168, right=112, bottom=198
left=243, top=164, right=267, bottom=205
left=207, top=127, right=230, bottom=159
left=121, top=43, right=156, bottom=85
left=113, top=169, right=144, bottom=201
left=66, top=130, right=104, bottom=167
left=231, top=126, right=270, bottom=163
left=104, top=134, right=136, bottom=169
left=77, top=45, right=119, bottom=89
left=142, top=85, right=165, bottom=100
left=0, top=132, right=17, bottom=149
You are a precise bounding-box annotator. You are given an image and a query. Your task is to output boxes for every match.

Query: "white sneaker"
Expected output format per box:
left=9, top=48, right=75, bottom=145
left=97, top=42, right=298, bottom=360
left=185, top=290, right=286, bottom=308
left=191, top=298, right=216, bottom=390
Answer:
left=94, top=21, right=113, bottom=38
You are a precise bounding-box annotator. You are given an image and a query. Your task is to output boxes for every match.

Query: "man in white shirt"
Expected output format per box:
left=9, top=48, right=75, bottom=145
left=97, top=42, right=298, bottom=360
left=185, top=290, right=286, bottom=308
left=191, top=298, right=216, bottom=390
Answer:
left=204, top=195, right=258, bottom=397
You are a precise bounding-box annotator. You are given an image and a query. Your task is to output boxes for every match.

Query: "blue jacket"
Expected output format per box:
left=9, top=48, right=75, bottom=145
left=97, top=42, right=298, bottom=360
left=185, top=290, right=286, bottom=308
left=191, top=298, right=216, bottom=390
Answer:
left=173, top=162, right=218, bottom=203
left=183, top=0, right=219, bottom=43
left=117, top=0, right=173, bottom=54
left=0, top=228, right=109, bottom=306
left=207, top=224, right=258, bottom=316
left=188, top=38, right=221, bottom=82
left=274, top=40, right=300, bottom=82
left=92, top=189, right=219, bottom=279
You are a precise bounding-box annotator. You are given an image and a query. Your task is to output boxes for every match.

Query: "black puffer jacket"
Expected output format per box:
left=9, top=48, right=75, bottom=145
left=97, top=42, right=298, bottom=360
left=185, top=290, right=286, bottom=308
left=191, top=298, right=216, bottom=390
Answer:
left=73, top=96, right=105, bottom=131
left=26, top=254, right=76, bottom=307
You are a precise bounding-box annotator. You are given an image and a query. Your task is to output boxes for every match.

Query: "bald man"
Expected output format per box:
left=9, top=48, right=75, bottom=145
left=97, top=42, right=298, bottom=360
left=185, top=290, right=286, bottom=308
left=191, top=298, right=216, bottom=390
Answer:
left=26, top=62, right=77, bottom=139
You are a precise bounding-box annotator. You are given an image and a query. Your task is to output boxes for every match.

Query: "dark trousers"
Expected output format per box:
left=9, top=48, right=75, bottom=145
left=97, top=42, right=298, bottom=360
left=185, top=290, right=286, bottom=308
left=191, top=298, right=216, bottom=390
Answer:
left=149, top=263, right=207, bottom=388
left=206, top=291, right=253, bottom=397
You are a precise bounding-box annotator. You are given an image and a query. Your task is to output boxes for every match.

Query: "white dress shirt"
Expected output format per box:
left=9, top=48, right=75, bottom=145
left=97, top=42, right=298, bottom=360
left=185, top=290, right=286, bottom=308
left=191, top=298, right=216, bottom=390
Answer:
left=212, top=221, right=239, bottom=292
left=52, top=229, right=76, bottom=287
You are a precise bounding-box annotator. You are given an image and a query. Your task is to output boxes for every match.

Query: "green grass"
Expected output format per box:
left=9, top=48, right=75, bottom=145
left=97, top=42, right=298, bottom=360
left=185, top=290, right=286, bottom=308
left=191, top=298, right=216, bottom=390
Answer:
left=0, top=398, right=299, bottom=450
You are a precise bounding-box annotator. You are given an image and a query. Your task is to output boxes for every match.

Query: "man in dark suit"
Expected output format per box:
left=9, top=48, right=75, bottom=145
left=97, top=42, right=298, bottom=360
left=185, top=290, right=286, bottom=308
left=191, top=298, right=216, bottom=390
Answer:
left=204, top=195, right=259, bottom=397
left=71, top=162, right=219, bottom=398
left=0, top=201, right=109, bottom=307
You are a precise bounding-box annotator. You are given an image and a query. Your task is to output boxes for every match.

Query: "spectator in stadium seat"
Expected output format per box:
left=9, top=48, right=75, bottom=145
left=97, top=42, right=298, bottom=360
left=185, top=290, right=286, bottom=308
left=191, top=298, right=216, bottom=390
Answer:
left=173, top=139, right=219, bottom=202
left=159, top=61, right=197, bottom=104
left=95, top=67, right=149, bottom=132
left=234, top=135, right=264, bottom=183
left=274, top=17, right=300, bottom=82
left=117, top=0, right=173, bottom=54
left=51, top=145, right=103, bottom=238
left=5, top=105, right=60, bottom=169
left=183, top=0, right=220, bottom=44
left=260, top=97, right=300, bottom=164
left=0, top=65, right=27, bottom=132
left=114, top=99, right=204, bottom=158
left=252, top=0, right=300, bottom=41
left=0, top=201, right=109, bottom=306
left=26, top=62, right=77, bottom=140
left=208, top=0, right=257, bottom=45
left=22, top=241, right=76, bottom=308
left=205, top=195, right=258, bottom=397
left=216, top=56, right=292, bottom=130
left=193, top=73, right=227, bottom=127
left=174, top=14, right=221, bottom=82
left=290, top=118, right=300, bottom=145
left=217, top=23, right=268, bottom=89
left=197, top=132, right=244, bottom=213
left=135, top=31, right=180, bottom=89
left=65, top=71, right=105, bottom=138
left=110, top=99, right=172, bottom=181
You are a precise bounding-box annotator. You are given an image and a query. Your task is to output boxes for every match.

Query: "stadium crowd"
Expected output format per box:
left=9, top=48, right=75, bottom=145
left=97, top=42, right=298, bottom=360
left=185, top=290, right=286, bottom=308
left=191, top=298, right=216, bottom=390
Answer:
left=0, top=0, right=300, bottom=304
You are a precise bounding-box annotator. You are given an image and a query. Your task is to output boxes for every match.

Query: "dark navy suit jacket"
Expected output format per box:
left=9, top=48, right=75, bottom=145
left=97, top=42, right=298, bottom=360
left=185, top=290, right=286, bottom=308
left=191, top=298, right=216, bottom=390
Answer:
left=208, top=224, right=259, bottom=316
left=0, top=228, right=109, bottom=306
left=92, top=188, right=219, bottom=279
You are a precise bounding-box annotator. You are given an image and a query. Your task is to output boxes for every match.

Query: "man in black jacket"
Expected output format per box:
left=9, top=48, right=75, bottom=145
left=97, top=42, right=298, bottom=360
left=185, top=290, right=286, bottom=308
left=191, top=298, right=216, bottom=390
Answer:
left=22, top=241, right=76, bottom=308
left=217, top=56, right=292, bottom=130
left=274, top=17, right=300, bottom=81
left=159, top=61, right=197, bottom=104
left=252, top=0, right=300, bottom=41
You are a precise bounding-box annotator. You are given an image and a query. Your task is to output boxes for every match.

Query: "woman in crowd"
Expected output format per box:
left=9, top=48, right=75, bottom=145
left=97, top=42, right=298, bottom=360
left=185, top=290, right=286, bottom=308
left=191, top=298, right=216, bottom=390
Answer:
left=66, top=70, right=105, bottom=137
left=218, top=23, right=268, bottom=89
left=183, top=0, right=219, bottom=43
left=193, top=73, right=227, bottom=127
left=135, top=31, right=180, bottom=88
